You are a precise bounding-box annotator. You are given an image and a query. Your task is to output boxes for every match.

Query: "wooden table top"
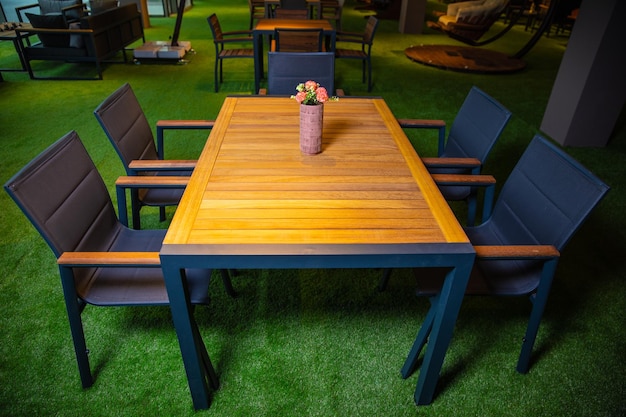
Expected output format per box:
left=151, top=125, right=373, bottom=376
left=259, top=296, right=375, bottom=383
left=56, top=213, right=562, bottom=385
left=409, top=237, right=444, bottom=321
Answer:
left=255, top=18, right=334, bottom=32
left=163, top=96, right=468, bottom=251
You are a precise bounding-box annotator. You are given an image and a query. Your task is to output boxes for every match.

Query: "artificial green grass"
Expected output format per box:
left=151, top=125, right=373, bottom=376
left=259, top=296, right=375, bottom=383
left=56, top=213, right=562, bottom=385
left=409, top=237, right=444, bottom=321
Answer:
left=1, top=0, right=625, bottom=415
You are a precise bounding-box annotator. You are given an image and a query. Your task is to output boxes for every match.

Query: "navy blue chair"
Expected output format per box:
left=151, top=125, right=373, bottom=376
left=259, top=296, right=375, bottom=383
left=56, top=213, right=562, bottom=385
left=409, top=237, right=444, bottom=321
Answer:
left=393, top=135, right=609, bottom=380
left=399, top=86, right=512, bottom=226
left=264, top=51, right=336, bottom=95
left=4, top=131, right=235, bottom=389
left=94, top=83, right=213, bottom=230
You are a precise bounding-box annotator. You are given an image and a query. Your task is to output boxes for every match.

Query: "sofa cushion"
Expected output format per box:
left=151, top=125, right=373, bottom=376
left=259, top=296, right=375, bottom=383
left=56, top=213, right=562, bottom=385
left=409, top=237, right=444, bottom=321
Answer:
left=26, top=12, right=70, bottom=47
left=38, top=0, right=83, bottom=20
left=89, top=0, right=118, bottom=14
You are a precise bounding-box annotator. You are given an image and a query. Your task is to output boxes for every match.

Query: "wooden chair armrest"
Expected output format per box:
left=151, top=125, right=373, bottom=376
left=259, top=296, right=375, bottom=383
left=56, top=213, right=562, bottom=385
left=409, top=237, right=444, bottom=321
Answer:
left=156, top=120, right=214, bottom=129
left=430, top=173, right=495, bottom=186
left=258, top=88, right=268, bottom=95
left=128, top=160, right=196, bottom=171
left=115, top=176, right=189, bottom=188
left=58, top=252, right=161, bottom=266
left=474, top=245, right=560, bottom=259
left=422, top=157, right=481, bottom=168
left=397, top=118, right=446, bottom=129
left=397, top=118, right=447, bottom=155
left=335, top=88, right=346, bottom=97
left=222, top=30, right=253, bottom=37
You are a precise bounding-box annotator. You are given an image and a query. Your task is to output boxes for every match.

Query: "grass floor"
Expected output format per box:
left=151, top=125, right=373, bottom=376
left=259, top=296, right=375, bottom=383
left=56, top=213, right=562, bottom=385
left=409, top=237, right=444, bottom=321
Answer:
left=1, top=0, right=625, bottom=415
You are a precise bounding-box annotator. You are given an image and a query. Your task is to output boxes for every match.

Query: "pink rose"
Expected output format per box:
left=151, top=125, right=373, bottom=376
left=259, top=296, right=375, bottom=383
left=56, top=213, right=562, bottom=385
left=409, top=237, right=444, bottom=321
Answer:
left=304, top=80, right=318, bottom=91
left=316, top=87, right=329, bottom=103
left=295, top=91, right=307, bottom=104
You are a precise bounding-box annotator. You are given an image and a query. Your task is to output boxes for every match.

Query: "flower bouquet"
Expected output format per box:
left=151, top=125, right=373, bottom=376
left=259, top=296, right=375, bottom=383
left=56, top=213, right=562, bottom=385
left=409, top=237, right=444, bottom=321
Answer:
left=291, top=80, right=337, bottom=105
left=291, top=81, right=336, bottom=154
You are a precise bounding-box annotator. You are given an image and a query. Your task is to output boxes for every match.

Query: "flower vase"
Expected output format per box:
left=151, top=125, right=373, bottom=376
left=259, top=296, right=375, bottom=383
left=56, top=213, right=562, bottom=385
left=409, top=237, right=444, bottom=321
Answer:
left=299, top=103, right=323, bottom=154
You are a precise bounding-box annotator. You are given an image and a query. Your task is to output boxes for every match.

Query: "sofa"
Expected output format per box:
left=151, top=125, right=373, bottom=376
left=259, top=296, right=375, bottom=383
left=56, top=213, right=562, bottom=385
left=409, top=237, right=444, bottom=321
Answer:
left=429, top=0, right=509, bottom=42
left=15, top=3, right=144, bottom=79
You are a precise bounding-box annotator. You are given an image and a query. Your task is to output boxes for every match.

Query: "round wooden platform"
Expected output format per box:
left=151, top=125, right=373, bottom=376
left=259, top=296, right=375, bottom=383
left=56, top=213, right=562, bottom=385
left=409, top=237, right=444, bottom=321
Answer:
left=405, top=45, right=526, bottom=74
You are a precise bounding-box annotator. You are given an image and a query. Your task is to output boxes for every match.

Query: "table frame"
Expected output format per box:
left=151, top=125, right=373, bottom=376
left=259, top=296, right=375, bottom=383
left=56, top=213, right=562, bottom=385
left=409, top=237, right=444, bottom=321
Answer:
left=160, top=96, right=475, bottom=410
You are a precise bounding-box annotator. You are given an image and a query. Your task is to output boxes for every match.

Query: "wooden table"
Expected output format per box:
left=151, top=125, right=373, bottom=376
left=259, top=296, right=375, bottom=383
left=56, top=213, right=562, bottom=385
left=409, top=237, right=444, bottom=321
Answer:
left=253, top=18, right=335, bottom=93
left=0, top=23, right=32, bottom=73
left=160, top=96, right=475, bottom=410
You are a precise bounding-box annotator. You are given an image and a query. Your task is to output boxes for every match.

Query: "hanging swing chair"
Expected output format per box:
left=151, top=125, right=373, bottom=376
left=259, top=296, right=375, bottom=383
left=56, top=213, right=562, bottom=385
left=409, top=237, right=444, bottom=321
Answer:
left=405, top=0, right=558, bottom=73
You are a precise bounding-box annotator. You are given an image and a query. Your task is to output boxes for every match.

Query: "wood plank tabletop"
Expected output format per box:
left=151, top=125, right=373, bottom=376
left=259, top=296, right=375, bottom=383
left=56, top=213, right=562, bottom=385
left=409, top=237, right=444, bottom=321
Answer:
left=255, top=19, right=334, bottom=32
left=163, top=96, right=468, bottom=248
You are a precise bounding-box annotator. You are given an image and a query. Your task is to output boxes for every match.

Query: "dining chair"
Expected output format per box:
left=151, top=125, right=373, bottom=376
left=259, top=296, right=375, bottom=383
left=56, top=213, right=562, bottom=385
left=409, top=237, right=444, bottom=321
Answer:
left=274, top=8, right=309, bottom=19
left=94, top=83, right=213, bottom=230
left=320, top=0, right=344, bottom=30
left=399, top=86, right=512, bottom=226
left=384, top=135, right=609, bottom=377
left=264, top=51, right=336, bottom=95
left=4, top=130, right=236, bottom=390
left=275, top=0, right=309, bottom=18
left=207, top=13, right=255, bottom=92
left=272, top=27, right=325, bottom=52
left=248, top=0, right=265, bottom=29
left=334, top=15, right=379, bottom=92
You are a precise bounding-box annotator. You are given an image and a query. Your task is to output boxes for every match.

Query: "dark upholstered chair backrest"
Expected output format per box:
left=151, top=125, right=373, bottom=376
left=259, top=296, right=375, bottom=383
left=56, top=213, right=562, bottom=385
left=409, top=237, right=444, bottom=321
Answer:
left=4, top=131, right=120, bottom=258
left=267, top=51, right=335, bottom=95
left=94, top=83, right=159, bottom=173
left=442, top=86, right=511, bottom=162
left=484, top=135, right=609, bottom=252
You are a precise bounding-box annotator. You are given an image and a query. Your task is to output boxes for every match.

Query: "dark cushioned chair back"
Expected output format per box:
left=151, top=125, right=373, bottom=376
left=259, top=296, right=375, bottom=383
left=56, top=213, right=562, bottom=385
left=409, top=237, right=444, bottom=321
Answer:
left=442, top=86, right=511, bottom=162
left=4, top=131, right=120, bottom=258
left=487, top=135, right=609, bottom=250
left=94, top=83, right=159, bottom=173
left=268, top=51, right=335, bottom=95
left=465, top=135, right=609, bottom=295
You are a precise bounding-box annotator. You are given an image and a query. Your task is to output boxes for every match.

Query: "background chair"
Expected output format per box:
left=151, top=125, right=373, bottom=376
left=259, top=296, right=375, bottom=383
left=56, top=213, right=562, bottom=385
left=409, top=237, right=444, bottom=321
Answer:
left=386, top=135, right=609, bottom=379
left=275, top=0, right=309, bottom=18
left=94, top=83, right=213, bottom=230
left=208, top=13, right=255, bottom=93
left=248, top=0, right=265, bottom=29
left=272, top=27, right=324, bottom=52
left=334, top=15, right=379, bottom=92
left=320, top=0, right=344, bottom=30
left=398, top=86, right=511, bottom=226
left=262, top=51, right=336, bottom=95
left=3, top=130, right=236, bottom=390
